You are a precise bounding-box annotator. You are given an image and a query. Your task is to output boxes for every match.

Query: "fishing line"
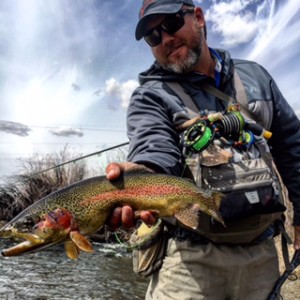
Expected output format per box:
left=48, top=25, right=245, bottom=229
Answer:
left=129, top=220, right=163, bottom=250
left=180, top=151, right=194, bottom=178
left=2, top=142, right=129, bottom=185
left=28, top=141, right=129, bottom=177
left=114, top=220, right=163, bottom=251
left=114, top=231, right=130, bottom=248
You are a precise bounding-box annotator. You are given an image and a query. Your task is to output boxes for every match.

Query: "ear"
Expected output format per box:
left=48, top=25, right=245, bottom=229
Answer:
left=194, top=7, right=205, bottom=28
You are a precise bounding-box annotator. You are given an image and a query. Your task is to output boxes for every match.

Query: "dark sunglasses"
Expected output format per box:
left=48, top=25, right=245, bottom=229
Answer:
left=144, top=8, right=195, bottom=47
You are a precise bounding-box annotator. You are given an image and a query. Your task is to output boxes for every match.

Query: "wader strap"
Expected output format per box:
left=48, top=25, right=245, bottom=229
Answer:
left=198, top=82, right=236, bottom=104
left=165, top=81, right=199, bottom=114
left=278, top=220, right=293, bottom=270
left=165, top=68, right=257, bottom=123
left=199, top=81, right=255, bottom=121
left=233, top=69, right=247, bottom=106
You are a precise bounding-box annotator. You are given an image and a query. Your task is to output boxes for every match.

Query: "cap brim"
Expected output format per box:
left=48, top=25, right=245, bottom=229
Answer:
left=135, top=3, right=183, bottom=40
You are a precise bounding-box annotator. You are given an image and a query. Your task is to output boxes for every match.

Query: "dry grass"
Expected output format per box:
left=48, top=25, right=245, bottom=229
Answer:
left=0, top=146, right=87, bottom=221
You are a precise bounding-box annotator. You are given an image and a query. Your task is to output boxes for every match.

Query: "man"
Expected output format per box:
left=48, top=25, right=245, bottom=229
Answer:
left=106, top=0, right=300, bottom=299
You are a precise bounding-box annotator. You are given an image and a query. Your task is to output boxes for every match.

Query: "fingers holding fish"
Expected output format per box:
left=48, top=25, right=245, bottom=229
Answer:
left=139, top=211, right=157, bottom=226
left=107, top=206, right=156, bottom=231
left=106, top=162, right=139, bottom=180
left=108, top=206, right=134, bottom=230
left=105, top=161, right=155, bottom=181
left=105, top=161, right=158, bottom=231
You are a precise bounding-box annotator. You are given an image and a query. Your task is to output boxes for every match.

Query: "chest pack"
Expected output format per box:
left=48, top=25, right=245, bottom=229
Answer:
left=165, top=70, right=287, bottom=244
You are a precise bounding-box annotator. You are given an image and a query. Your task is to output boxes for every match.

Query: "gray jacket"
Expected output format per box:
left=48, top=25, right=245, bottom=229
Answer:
left=126, top=48, right=300, bottom=225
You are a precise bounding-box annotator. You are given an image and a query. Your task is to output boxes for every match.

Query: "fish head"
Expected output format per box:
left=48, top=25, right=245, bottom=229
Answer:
left=0, top=208, right=77, bottom=257
left=33, top=208, right=75, bottom=239
left=0, top=214, right=36, bottom=239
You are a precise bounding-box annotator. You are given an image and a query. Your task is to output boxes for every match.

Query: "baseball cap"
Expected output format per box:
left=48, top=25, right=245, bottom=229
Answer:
left=135, top=0, right=195, bottom=40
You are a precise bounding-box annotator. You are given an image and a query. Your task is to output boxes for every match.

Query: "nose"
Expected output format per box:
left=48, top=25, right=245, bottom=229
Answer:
left=161, top=30, right=174, bottom=46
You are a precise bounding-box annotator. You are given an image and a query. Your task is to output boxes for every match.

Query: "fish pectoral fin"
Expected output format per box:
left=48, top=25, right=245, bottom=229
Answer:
left=209, top=209, right=226, bottom=227
left=175, top=205, right=200, bottom=230
left=195, top=193, right=226, bottom=227
left=69, top=231, right=93, bottom=253
left=64, top=240, right=80, bottom=260
left=175, top=204, right=226, bottom=229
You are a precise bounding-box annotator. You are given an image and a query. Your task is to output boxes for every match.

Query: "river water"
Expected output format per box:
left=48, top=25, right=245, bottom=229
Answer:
left=1, top=239, right=299, bottom=300
left=0, top=240, right=149, bottom=300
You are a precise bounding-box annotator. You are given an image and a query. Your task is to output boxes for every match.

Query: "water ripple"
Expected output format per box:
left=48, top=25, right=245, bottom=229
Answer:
left=0, top=240, right=149, bottom=300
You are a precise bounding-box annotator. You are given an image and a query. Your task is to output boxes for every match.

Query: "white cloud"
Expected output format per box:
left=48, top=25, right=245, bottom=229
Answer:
left=105, top=78, right=138, bottom=108
left=247, top=0, right=300, bottom=62
left=0, top=120, right=32, bottom=137
left=49, top=126, right=84, bottom=137
left=205, top=0, right=260, bottom=47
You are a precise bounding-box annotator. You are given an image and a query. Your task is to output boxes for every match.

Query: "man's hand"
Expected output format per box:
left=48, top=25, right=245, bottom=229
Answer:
left=106, top=162, right=138, bottom=181
left=294, top=225, right=300, bottom=250
left=105, top=162, right=156, bottom=230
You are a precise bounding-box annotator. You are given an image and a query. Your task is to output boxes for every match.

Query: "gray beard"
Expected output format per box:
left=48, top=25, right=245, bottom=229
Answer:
left=165, top=49, right=199, bottom=74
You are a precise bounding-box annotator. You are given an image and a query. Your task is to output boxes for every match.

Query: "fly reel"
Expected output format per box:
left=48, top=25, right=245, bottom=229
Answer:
left=182, top=120, right=214, bottom=152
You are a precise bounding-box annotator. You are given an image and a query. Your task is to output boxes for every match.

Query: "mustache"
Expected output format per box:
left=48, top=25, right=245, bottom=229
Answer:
left=165, top=49, right=200, bottom=74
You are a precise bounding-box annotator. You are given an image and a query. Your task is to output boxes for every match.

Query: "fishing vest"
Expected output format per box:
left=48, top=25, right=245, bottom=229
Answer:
left=166, top=69, right=287, bottom=244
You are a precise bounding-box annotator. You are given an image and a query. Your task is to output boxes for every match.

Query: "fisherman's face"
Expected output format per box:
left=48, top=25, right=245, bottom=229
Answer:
left=144, top=7, right=206, bottom=73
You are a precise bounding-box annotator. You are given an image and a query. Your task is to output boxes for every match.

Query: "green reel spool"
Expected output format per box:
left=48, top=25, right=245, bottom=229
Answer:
left=183, top=120, right=214, bottom=152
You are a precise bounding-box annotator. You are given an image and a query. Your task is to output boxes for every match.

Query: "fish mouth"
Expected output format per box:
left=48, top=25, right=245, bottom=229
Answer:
left=1, top=237, right=63, bottom=257
left=0, top=208, right=74, bottom=257
left=0, top=226, right=64, bottom=257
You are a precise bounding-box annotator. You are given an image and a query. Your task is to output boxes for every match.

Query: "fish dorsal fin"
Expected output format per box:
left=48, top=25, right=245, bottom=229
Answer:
left=70, top=231, right=94, bottom=253
left=65, top=240, right=80, bottom=260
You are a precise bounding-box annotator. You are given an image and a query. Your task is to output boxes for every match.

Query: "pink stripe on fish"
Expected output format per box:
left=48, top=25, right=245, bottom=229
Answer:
left=80, top=185, right=192, bottom=206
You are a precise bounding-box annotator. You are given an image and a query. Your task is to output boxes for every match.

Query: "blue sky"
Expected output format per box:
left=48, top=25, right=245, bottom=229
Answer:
left=1, top=0, right=300, bottom=179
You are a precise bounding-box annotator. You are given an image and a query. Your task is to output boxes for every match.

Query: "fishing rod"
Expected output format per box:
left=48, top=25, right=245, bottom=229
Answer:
left=5, top=142, right=130, bottom=184
left=266, top=250, right=300, bottom=300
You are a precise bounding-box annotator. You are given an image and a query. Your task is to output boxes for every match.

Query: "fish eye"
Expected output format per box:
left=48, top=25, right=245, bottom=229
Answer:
left=17, top=217, right=36, bottom=231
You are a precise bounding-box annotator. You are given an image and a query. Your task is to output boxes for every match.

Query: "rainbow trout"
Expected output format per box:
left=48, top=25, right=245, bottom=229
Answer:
left=0, top=169, right=225, bottom=259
